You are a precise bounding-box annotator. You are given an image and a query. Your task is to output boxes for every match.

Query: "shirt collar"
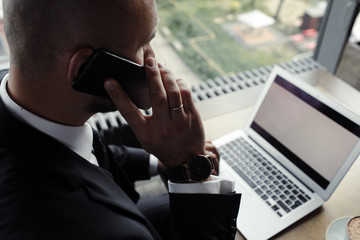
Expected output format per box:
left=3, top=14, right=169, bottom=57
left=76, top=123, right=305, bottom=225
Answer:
left=0, top=74, right=96, bottom=164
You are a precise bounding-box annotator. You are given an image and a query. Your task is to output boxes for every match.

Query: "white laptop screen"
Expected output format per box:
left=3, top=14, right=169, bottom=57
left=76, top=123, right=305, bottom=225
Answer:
left=251, top=75, right=360, bottom=189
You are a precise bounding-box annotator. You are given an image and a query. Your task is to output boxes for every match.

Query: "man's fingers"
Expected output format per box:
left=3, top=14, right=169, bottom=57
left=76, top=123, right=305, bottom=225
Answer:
left=206, top=150, right=219, bottom=175
left=176, top=78, right=194, bottom=114
left=205, top=141, right=220, bottom=175
left=104, top=78, right=145, bottom=129
left=144, top=57, right=168, bottom=117
left=158, top=63, right=183, bottom=113
left=205, top=141, right=220, bottom=159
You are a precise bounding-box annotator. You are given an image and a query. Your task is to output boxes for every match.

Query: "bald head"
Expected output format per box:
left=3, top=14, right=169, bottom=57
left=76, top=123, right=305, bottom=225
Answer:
left=3, top=0, right=157, bottom=78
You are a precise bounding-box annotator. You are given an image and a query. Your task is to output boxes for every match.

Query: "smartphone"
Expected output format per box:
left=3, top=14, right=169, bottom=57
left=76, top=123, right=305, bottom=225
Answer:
left=72, top=49, right=151, bottom=109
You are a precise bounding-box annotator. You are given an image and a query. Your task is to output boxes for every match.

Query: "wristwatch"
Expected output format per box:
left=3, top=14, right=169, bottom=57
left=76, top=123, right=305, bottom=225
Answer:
left=166, top=155, right=214, bottom=182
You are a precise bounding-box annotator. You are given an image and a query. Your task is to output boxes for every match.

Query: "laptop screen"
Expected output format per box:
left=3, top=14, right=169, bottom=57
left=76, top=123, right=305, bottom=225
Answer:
left=250, top=75, right=360, bottom=189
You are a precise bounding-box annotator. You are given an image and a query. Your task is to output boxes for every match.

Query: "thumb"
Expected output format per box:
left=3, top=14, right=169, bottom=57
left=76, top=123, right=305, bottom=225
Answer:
left=104, top=78, right=145, bottom=128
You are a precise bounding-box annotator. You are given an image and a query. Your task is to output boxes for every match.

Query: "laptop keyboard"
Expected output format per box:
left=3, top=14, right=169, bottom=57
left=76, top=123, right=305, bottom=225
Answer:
left=218, top=137, right=312, bottom=217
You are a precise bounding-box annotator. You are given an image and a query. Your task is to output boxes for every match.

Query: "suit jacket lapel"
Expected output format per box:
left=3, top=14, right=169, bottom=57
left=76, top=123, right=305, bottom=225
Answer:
left=74, top=158, right=147, bottom=223
left=92, top=130, right=140, bottom=203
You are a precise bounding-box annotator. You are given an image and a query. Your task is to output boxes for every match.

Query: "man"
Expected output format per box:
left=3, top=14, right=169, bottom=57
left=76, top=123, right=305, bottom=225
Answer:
left=0, top=0, right=241, bottom=239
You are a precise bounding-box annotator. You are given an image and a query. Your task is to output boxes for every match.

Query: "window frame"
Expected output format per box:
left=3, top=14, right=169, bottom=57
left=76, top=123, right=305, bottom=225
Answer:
left=314, top=0, right=360, bottom=73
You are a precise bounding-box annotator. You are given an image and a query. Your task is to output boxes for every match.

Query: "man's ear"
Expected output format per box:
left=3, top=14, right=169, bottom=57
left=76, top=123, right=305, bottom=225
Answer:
left=67, top=48, right=94, bottom=82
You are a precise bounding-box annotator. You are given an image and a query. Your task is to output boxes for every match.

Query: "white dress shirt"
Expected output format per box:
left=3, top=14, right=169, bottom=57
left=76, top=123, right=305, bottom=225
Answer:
left=0, top=74, right=98, bottom=165
left=0, top=74, right=234, bottom=194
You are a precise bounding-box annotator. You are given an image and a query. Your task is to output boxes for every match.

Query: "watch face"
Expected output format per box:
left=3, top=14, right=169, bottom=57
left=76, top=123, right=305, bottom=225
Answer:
left=187, top=155, right=212, bottom=181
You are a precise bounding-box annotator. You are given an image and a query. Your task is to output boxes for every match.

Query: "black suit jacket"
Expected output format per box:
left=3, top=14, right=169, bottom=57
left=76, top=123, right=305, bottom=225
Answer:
left=0, top=75, right=241, bottom=240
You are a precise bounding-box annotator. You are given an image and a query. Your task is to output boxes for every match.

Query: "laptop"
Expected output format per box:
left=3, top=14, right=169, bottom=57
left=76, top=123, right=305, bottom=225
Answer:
left=213, top=67, right=360, bottom=239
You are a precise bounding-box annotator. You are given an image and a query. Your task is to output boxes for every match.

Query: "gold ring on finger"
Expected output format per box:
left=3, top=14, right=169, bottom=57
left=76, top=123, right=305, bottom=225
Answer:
left=170, top=104, right=184, bottom=111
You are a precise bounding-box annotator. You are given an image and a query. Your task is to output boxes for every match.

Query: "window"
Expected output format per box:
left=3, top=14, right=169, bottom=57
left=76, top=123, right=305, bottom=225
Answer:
left=156, top=0, right=328, bottom=81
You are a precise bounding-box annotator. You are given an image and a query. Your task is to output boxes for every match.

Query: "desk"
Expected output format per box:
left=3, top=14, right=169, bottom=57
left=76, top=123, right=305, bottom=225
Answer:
left=203, top=106, right=360, bottom=239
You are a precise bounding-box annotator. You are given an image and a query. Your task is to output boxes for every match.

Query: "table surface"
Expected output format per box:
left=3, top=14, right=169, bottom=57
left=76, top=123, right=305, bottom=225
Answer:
left=203, top=106, right=360, bottom=240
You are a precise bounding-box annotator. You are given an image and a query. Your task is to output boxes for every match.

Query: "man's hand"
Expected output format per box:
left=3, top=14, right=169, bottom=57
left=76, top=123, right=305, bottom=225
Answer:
left=104, top=57, right=205, bottom=168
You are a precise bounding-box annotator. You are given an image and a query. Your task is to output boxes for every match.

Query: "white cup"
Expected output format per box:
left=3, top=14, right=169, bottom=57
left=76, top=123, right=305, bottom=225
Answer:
left=345, top=216, right=360, bottom=240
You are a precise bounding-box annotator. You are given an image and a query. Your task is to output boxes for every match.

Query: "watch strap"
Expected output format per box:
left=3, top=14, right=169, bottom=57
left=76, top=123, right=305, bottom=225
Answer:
left=166, top=165, right=189, bottom=182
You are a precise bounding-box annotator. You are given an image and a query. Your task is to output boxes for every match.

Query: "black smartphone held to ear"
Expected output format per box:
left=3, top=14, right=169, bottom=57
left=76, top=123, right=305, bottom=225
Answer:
left=72, top=49, right=151, bottom=109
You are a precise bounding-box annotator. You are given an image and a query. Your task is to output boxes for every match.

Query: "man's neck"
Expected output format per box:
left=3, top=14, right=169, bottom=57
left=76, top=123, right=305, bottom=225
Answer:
left=7, top=68, right=92, bottom=126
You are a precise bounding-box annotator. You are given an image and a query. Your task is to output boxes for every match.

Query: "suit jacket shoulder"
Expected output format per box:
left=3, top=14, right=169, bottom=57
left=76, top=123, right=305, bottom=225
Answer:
left=0, top=97, right=160, bottom=239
